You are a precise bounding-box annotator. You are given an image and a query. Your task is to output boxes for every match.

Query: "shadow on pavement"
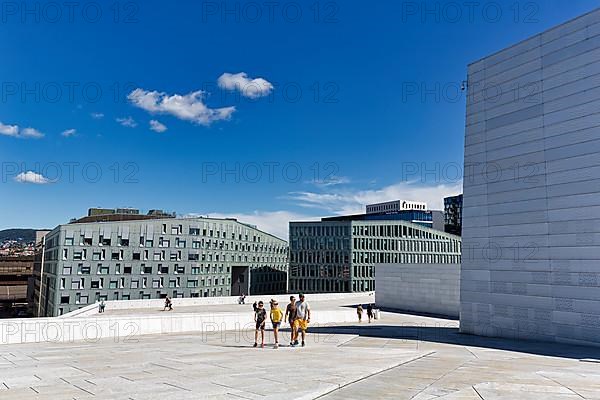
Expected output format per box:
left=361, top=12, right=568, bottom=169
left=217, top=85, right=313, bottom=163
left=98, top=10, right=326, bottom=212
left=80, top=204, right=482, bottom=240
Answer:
left=307, top=323, right=600, bottom=360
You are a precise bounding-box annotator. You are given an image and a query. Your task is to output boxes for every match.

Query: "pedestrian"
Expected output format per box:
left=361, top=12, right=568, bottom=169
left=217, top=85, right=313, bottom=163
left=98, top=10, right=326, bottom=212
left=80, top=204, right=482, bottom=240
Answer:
left=238, top=293, right=246, bottom=305
left=357, top=304, right=363, bottom=323
left=254, top=301, right=267, bottom=348
left=164, top=296, right=173, bottom=311
left=285, top=295, right=297, bottom=346
left=252, top=301, right=258, bottom=313
left=293, top=293, right=310, bottom=347
left=98, top=300, right=106, bottom=313
left=270, top=299, right=283, bottom=349
left=367, top=303, right=374, bottom=323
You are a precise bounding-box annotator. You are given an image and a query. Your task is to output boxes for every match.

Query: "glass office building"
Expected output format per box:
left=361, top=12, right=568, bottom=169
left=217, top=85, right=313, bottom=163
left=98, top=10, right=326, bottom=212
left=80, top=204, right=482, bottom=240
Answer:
left=289, top=219, right=461, bottom=293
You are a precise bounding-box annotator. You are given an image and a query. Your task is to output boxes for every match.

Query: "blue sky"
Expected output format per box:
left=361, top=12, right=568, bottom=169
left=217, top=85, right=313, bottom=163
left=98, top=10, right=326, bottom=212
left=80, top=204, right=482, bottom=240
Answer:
left=1, top=0, right=597, bottom=238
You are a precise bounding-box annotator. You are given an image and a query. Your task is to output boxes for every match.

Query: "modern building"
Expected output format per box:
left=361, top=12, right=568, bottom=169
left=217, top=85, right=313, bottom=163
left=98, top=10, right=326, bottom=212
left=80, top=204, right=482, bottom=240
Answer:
left=366, top=200, right=427, bottom=214
left=462, top=8, right=600, bottom=346
left=34, top=209, right=288, bottom=317
left=444, top=194, right=463, bottom=236
left=325, top=200, right=442, bottom=230
left=289, top=216, right=461, bottom=294
left=0, top=255, right=34, bottom=317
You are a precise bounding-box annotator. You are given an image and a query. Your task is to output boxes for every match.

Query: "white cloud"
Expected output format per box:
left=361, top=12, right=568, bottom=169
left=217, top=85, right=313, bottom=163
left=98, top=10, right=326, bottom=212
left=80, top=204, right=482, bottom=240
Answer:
left=0, top=122, right=44, bottom=139
left=287, top=180, right=463, bottom=215
left=309, top=176, right=351, bottom=187
left=218, top=72, right=274, bottom=99
left=90, top=112, right=105, bottom=119
left=149, top=120, right=167, bottom=133
left=116, top=116, right=138, bottom=128
left=204, top=210, right=318, bottom=240
left=61, top=128, right=77, bottom=137
left=14, top=171, right=53, bottom=185
left=0, top=122, right=19, bottom=137
left=128, top=88, right=235, bottom=126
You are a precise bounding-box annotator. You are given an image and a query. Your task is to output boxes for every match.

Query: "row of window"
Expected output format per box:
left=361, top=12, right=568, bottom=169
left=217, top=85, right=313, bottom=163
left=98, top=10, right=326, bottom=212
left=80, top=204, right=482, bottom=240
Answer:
left=60, top=275, right=232, bottom=291
left=65, top=248, right=286, bottom=264
left=61, top=262, right=233, bottom=276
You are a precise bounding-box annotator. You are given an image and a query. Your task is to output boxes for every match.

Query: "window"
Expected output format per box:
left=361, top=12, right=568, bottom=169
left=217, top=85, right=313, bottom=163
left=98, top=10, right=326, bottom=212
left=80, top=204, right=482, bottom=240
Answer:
left=124, top=265, right=132, bottom=274
left=122, top=294, right=130, bottom=300
left=133, top=252, right=141, bottom=260
left=189, top=253, right=199, bottom=261
left=111, top=252, right=120, bottom=261
left=80, top=294, right=89, bottom=304
left=192, top=266, right=200, bottom=274
left=61, top=295, right=70, bottom=304
left=153, top=252, right=162, bottom=261
left=109, top=281, right=118, bottom=289
left=78, top=264, right=90, bottom=275
left=159, top=265, right=169, bottom=274
left=145, top=239, right=154, bottom=247
left=98, top=265, right=109, bottom=275
left=91, top=280, right=101, bottom=289
left=176, top=265, right=185, bottom=274
left=63, top=266, right=72, bottom=275
left=65, top=237, right=74, bottom=246
left=84, top=238, right=93, bottom=246
left=143, top=265, right=152, bottom=274
left=189, top=228, right=200, bottom=235
left=187, top=279, right=199, bottom=288
left=131, top=280, right=139, bottom=289
left=102, top=238, right=111, bottom=246
left=74, top=252, right=83, bottom=261
left=192, top=241, right=201, bottom=249
left=120, top=238, right=129, bottom=246
left=176, top=239, right=186, bottom=248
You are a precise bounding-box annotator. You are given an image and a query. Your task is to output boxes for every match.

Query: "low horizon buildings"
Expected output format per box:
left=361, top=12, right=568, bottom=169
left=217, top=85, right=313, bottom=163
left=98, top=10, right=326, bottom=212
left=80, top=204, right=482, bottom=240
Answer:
left=34, top=208, right=288, bottom=317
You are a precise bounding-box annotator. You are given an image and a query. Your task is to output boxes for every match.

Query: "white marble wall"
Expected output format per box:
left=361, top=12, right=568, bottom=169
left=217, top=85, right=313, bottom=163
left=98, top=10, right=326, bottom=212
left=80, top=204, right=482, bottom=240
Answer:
left=375, top=263, right=460, bottom=318
left=461, top=8, right=600, bottom=347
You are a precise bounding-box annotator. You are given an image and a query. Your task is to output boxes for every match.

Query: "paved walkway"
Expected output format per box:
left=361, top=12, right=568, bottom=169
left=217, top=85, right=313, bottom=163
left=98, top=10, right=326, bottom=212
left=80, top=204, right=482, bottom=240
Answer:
left=1, top=311, right=599, bottom=399
left=90, top=295, right=375, bottom=317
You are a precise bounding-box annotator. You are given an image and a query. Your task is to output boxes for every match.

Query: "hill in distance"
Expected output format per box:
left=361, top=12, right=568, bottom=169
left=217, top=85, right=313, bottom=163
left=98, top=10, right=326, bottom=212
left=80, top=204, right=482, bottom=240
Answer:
left=0, top=229, right=38, bottom=243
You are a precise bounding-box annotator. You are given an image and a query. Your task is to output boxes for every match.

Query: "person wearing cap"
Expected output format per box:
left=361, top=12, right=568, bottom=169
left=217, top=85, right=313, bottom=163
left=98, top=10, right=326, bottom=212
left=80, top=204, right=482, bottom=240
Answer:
left=254, top=301, right=267, bottom=348
left=269, top=299, right=283, bottom=349
left=285, top=295, right=297, bottom=346
left=293, top=293, right=311, bottom=347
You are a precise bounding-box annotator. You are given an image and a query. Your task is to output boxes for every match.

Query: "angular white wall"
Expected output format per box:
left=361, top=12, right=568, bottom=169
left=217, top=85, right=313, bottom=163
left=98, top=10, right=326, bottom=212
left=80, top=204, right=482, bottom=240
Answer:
left=461, top=8, right=600, bottom=347
left=376, top=263, right=460, bottom=318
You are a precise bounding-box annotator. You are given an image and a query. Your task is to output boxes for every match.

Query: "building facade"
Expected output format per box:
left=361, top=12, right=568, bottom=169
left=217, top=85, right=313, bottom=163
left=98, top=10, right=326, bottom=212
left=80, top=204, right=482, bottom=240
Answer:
left=35, top=214, right=288, bottom=317
left=366, top=200, right=427, bottom=214
left=444, top=194, right=463, bottom=236
left=462, top=8, right=600, bottom=346
left=0, top=256, right=34, bottom=317
left=289, top=219, right=461, bottom=293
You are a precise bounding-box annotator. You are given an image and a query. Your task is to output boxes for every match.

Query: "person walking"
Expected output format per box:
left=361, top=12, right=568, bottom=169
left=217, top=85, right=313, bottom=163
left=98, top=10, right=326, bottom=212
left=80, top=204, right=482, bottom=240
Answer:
left=367, top=303, right=374, bottom=323
left=269, top=299, right=283, bottom=349
left=293, top=293, right=310, bottom=347
left=164, top=296, right=173, bottom=311
left=357, top=304, right=363, bottom=323
left=98, top=300, right=106, bottom=313
left=254, top=301, right=267, bottom=348
left=285, top=296, right=297, bottom=346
